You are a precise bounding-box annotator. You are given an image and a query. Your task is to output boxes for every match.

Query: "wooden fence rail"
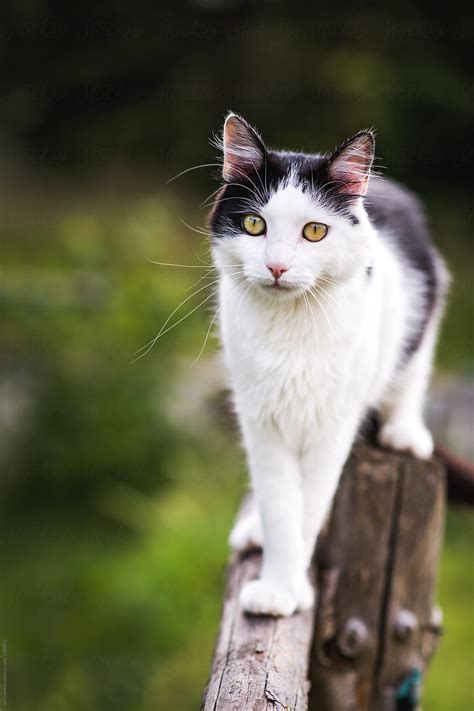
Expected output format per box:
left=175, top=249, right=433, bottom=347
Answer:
left=202, top=442, right=445, bottom=711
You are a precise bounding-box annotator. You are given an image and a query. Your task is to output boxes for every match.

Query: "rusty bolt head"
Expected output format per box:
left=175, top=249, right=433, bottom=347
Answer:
left=425, top=606, right=444, bottom=638
left=430, top=606, right=443, bottom=631
left=337, top=618, right=369, bottom=658
left=394, top=609, right=418, bottom=643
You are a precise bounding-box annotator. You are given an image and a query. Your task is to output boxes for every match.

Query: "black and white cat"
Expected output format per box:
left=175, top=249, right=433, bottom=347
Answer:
left=209, top=113, right=448, bottom=617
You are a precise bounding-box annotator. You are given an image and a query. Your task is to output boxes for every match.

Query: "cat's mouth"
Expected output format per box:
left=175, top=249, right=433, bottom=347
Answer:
left=258, top=279, right=302, bottom=296
left=262, top=280, right=293, bottom=290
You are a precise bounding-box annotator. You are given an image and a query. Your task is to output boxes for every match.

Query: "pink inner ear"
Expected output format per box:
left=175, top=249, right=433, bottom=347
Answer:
left=223, top=116, right=264, bottom=182
left=329, top=136, right=373, bottom=197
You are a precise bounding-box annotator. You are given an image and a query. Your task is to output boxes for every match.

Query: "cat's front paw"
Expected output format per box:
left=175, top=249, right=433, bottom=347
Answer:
left=229, top=512, right=263, bottom=553
left=378, top=420, right=434, bottom=460
left=298, top=576, right=316, bottom=611
left=240, top=577, right=315, bottom=617
left=240, top=580, right=298, bottom=617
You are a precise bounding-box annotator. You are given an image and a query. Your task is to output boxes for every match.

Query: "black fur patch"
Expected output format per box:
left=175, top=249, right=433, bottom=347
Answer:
left=365, top=176, right=442, bottom=360
left=209, top=149, right=360, bottom=238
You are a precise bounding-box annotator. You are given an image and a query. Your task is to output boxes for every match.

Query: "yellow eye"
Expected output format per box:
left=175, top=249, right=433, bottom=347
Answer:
left=303, top=222, right=328, bottom=242
left=242, top=214, right=266, bottom=236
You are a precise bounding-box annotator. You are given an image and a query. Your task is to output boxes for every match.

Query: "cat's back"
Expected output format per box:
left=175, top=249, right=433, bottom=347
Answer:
left=366, top=176, right=436, bottom=271
left=366, top=175, right=448, bottom=358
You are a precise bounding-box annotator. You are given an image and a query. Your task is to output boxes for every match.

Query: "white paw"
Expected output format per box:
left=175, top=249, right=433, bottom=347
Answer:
left=229, top=512, right=263, bottom=552
left=240, top=577, right=315, bottom=617
left=378, top=420, right=434, bottom=460
left=298, top=576, right=316, bottom=611
left=240, top=580, right=298, bottom=617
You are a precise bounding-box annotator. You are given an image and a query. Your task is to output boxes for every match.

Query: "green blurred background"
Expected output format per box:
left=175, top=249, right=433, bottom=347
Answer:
left=1, top=2, right=473, bottom=709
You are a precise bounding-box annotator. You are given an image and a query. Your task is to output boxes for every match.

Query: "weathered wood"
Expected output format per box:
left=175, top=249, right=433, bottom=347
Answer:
left=309, top=444, right=401, bottom=710
left=201, top=502, right=315, bottom=711
left=202, top=442, right=445, bottom=711
left=372, top=447, right=445, bottom=709
left=309, top=443, right=445, bottom=711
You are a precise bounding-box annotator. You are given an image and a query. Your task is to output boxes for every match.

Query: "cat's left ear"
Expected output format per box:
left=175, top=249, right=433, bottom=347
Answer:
left=222, top=113, right=266, bottom=182
left=327, top=130, right=375, bottom=198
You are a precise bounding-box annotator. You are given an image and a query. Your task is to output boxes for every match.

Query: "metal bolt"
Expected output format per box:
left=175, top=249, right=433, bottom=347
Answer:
left=428, top=605, right=443, bottom=635
left=394, top=609, right=418, bottom=643
left=337, top=617, right=369, bottom=658
left=431, top=606, right=443, bottom=627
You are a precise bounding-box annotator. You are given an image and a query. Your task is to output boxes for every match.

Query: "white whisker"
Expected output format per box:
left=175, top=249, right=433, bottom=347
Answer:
left=236, top=278, right=255, bottom=330
left=167, top=163, right=222, bottom=184
left=304, top=292, right=319, bottom=350
left=191, top=305, right=220, bottom=367
left=179, top=217, right=213, bottom=237
left=308, top=288, right=340, bottom=344
left=132, top=289, right=217, bottom=362
left=146, top=258, right=213, bottom=269
left=134, top=279, right=220, bottom=357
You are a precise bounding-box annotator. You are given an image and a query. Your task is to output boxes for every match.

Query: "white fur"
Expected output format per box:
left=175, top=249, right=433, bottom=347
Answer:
left=213, top=177, right=443, bottom=617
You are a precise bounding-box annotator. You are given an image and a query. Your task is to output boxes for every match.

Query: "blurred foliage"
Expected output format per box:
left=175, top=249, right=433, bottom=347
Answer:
left=0, top=1, right=473, bottom=710
left=1, top=195, right=191, bottom=504
left=424, top=509, right=474, bottom=710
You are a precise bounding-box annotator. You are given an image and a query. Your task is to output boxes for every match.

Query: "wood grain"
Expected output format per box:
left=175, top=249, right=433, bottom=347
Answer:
left=201, top=443, right=445, bottom=711
left=201, top=545, right=315, bottom=710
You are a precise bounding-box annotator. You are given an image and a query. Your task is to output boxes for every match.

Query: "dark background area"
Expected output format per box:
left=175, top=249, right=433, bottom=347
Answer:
left=2, top=2, right=473, bottom=188
left=0, top=2, right=473, bottom=710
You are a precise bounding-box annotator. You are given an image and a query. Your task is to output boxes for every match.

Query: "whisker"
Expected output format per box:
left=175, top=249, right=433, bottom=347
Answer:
left=134, top=279, right=220, bottom=356
left=146, top=258, right=213, bottom=269
left=132, top=289, right=217, bottom=362
left=317, top=275, right=342, bottom=289
left=228, top=165, right=266, bottom=206
left=236, top=278, right=255, bottom=330
left=312, top=282, right=340, bottom=309
left=191, top=305, right=220, bottom=367
left=145, top=257, right=242, bottom=274
left=167, top=163, right=222, bottom=184
left=200, top=185, right=222, bottom=207
left=304, top=292, right=319, bottom=350
left=179, top=217, right=213, bottom=237
left=249, top=157, right=266, bottom=195
left=188, top=269, right=245, bottom=290
left=201, top=195, right=259, bottom=210
left=308, top=288, right=340, bottom=343
left=302, top=290, right=308, bottom=339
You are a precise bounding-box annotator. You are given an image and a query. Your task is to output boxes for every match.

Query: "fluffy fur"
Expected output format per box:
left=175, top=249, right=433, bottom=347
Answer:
left=209, top=114, right=448, bottom=616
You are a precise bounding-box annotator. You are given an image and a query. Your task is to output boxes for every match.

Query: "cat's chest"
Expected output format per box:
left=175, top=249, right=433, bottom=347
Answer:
left=222, top=305, right=362, bottom=426
left=235, top=334, right=346, bottom=396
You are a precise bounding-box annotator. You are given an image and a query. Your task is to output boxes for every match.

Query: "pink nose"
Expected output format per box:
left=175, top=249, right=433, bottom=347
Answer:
left=267, top=264, right=288, bottom=280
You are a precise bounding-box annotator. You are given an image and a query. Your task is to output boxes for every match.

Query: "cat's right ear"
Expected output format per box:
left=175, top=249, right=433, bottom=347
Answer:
left=222, top=113, right=266, bottom=182
left=327, top=130, right=375, bottom=198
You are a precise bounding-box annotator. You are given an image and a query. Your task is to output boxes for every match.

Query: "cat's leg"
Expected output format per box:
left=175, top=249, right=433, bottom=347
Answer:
left=238, top=423, right=309, bottom=616
left=229, top=498, right=263, bottom=552
left=377, top=308, right=442, bottom=460
left=300, top=418, right=360, bottom=568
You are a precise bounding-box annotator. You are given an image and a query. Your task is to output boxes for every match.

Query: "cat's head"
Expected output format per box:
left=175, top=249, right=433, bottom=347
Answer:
left=209, top=113, right=376, bottom=301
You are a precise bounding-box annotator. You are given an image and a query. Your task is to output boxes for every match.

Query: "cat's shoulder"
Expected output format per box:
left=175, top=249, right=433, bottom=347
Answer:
left=365, top=176, right=429, bottom=241
left=365, top=175, right=442, bottom=281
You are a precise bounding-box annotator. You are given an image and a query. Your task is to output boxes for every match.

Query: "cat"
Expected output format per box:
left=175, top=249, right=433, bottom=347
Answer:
left=208, top=113, right=449, bottom=617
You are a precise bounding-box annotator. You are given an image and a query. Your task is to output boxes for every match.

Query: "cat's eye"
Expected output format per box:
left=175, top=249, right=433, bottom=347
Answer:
left=303, top=222, right=328, bottom=242
left=242, top=214, right=266, bottom=236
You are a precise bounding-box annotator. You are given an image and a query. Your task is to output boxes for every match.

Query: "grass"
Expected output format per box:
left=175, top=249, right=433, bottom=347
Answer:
left=424, top=509, right=474, bottom=709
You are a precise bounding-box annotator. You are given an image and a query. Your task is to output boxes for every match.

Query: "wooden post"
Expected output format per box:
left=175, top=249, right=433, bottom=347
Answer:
left=202, top=442, right=445, bottom=711
left=309, top=442, right=445, bottom=710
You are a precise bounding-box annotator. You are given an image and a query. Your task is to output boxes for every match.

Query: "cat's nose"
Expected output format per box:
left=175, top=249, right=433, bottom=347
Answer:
left=266, top=263, right=289, bottom=280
